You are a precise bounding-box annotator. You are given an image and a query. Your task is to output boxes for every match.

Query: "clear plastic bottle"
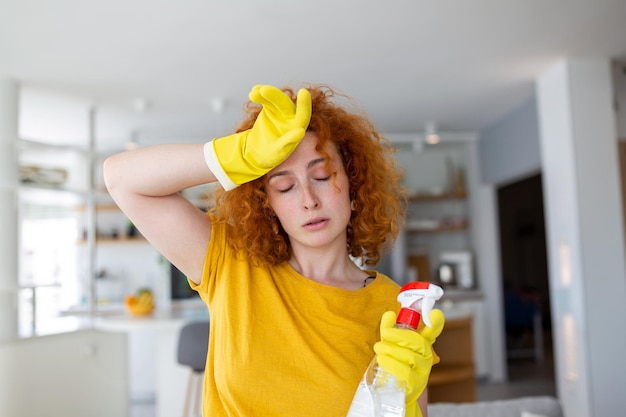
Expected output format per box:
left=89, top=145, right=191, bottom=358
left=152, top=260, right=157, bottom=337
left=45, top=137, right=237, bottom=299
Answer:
left=365, top=307, right=420, bottom=417
left=346, top=309, right=419, bottom=417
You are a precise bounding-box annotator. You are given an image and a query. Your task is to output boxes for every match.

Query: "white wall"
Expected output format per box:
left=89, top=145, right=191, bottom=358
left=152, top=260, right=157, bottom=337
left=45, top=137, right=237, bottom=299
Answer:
left=478, top=97, right=542, bottom=186
left=0, top=80, right=19, bottom=340
left=465, top=142, right=507, bottom=382
left=477, top=60, right=626, bottom=412
left=537, top=59, right=626, bottom=417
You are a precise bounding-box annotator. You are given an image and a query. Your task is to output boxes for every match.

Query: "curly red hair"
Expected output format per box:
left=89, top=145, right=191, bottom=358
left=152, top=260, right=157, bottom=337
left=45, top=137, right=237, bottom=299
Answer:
left=208, top=84, right=407, bottom=266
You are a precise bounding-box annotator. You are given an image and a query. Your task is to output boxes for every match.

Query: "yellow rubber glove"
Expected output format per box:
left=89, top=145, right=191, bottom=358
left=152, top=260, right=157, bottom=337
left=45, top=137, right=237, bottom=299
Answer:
left=204, top=85, right=312, bottom=190
left=373, top=308, right=445, bottom=417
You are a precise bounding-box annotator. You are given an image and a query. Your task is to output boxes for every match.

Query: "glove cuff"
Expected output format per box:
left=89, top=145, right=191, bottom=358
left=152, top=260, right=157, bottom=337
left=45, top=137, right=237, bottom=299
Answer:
left=203, top=140, right=238, bottom=191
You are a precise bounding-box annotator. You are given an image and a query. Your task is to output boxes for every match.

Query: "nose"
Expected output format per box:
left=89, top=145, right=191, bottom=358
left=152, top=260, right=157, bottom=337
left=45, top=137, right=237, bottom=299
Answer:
left=302, top=185, right=320, bottom=210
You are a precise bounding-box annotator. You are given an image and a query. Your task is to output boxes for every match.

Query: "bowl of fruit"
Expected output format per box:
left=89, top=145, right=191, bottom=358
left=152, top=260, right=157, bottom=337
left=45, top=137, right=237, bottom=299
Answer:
left=125, top=288, right=155, bottom=316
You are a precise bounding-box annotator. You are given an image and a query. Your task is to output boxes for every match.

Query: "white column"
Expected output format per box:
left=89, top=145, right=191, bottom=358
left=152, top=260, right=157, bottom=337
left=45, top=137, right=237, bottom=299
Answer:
left=537, top=59, right=626, bottom=417
left=467, top=141, right=507, bottom=382
left=0, top=79, right=19, bottom=340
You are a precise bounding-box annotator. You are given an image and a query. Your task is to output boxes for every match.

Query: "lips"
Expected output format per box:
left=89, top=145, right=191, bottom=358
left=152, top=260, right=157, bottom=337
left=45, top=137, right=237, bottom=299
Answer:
left=303, top=217, right=329, bottom=229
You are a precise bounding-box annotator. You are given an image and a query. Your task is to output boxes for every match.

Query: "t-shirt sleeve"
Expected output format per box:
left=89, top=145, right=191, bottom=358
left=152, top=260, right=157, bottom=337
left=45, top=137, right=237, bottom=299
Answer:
left=188, top=213, right=227, bottom=299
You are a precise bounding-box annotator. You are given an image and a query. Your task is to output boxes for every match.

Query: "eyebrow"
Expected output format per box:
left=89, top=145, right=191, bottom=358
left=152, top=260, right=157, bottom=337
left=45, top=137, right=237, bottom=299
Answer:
left=267, top=157, right=327, bottom=181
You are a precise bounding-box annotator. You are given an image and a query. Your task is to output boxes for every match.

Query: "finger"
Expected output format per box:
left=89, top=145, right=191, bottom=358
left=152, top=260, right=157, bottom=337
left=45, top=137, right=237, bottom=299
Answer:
left=293, top=88, right=312, bottom=127
left=260, top=128, right=306, bottom=167
left=277, top=127, right=306, bottom=147
left=248, top=84, right=263, bottom=101
left=379, top=310, right=397, bottom=333
left=248, top=85, right=293, bottom=120
left=256, top=85, right=296, bottom=117
left=418, top=309, right=445, bottom=343
left=379, top=327, right=431, bottom=354
left=374, top=341, right=432, bottom=369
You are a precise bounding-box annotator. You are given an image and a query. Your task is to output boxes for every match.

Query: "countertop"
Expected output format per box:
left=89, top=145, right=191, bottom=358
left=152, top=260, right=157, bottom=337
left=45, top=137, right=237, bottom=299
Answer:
left=94, top=300, right=209, bottom=332
left=18, top=298, right=208, bottom=339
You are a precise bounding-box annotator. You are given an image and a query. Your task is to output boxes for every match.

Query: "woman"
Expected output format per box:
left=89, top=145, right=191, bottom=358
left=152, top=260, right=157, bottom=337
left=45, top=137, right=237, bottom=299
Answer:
left=103, top=84, right=444, bottom=417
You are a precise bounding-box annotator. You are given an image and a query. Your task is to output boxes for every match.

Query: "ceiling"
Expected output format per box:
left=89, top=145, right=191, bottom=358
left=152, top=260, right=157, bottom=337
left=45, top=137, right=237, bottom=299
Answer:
left=2, top=0, right=626, bottom=148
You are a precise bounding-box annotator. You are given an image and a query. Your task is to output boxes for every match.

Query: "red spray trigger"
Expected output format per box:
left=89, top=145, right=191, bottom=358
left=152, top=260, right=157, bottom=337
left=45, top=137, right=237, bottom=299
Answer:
left=397, top=282, right=444, bottom=327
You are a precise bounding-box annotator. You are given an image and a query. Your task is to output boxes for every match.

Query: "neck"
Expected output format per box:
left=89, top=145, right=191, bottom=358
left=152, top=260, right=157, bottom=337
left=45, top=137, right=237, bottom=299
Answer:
left=288, top=246, right=368, bottom=290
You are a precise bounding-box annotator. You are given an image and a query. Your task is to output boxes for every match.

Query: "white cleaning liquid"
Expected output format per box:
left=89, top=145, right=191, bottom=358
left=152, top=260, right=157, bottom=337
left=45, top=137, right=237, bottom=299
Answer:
left=370, top=368, right=406, bottom=417
left=374, top=390, right=405, bottom=417
left=346, top=336, right=408, bottom=417
left=345, top=380, right=375, bottom=417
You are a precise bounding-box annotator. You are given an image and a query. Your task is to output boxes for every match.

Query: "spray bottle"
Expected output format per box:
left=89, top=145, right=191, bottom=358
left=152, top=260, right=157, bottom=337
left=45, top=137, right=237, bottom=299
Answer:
left=346, top=282, right=444, bottom=417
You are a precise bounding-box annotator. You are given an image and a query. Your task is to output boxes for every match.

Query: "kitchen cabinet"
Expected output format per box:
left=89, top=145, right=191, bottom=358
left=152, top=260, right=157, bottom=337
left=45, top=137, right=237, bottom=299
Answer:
left=428, top=314, right=476, bottom=403
left=95, top=301, right=209, bottom=417
left=442, top=296, right=489, bottom=378
left=427, top=297, right=493, bottom=402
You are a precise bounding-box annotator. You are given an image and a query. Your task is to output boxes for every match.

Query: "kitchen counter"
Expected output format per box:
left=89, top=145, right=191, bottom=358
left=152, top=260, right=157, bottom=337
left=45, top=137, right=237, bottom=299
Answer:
left=94, top=298, right=208, bottom=330
left=439, top=287, right=483, bottom=301
left=94, top=299, right=209, bottom=417
left=18, top=298, right=208, bottom=339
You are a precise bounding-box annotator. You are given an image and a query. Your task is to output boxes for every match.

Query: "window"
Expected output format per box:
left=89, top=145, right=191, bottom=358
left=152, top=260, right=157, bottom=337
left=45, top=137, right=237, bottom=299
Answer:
left=19, top=207, right=82, bottom=336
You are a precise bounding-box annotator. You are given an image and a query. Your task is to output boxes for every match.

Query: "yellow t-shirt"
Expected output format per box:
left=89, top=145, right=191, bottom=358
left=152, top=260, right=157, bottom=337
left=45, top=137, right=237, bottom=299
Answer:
left=189, top=218, right=401, bottom=417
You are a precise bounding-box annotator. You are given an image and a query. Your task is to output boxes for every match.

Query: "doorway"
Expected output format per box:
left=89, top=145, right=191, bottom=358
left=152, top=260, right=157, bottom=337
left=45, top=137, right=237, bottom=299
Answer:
left=497, top=173, right=553, bottom=376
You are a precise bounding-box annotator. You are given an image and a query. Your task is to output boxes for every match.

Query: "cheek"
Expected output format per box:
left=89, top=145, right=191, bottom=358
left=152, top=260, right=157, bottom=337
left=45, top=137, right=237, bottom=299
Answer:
left=326, top=185, right=352, bottom=215
left=339, top=195, right=353, bottom=219
left=267, top=194, right=298, bottom=223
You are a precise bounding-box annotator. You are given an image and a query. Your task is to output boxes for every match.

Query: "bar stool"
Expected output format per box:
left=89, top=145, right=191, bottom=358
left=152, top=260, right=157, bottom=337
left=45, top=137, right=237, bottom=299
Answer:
left=177, top=320, right=209, bottom=417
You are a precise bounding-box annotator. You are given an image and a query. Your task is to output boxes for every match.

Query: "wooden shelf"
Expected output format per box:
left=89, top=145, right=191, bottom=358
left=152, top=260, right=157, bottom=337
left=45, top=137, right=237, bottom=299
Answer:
left=409, top=192, right=467, bottom=202
left=79, top=236, right=146, bottom=244
left=407, top=193, right=468, bottom=233
left=406, top=224, right=468, bottom=233
left=98, top=236, right=146, bottom=243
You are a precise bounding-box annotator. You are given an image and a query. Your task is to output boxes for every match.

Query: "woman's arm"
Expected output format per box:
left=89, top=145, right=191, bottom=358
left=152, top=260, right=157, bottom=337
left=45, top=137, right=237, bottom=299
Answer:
left=103, top=85, right=311, bottom=285
left=103, top=144, right=215, bottom=284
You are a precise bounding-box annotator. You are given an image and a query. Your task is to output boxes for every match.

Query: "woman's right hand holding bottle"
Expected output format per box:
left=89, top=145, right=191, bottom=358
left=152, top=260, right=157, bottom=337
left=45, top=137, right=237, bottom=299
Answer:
left=373, top=309, right=445, bottom=417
